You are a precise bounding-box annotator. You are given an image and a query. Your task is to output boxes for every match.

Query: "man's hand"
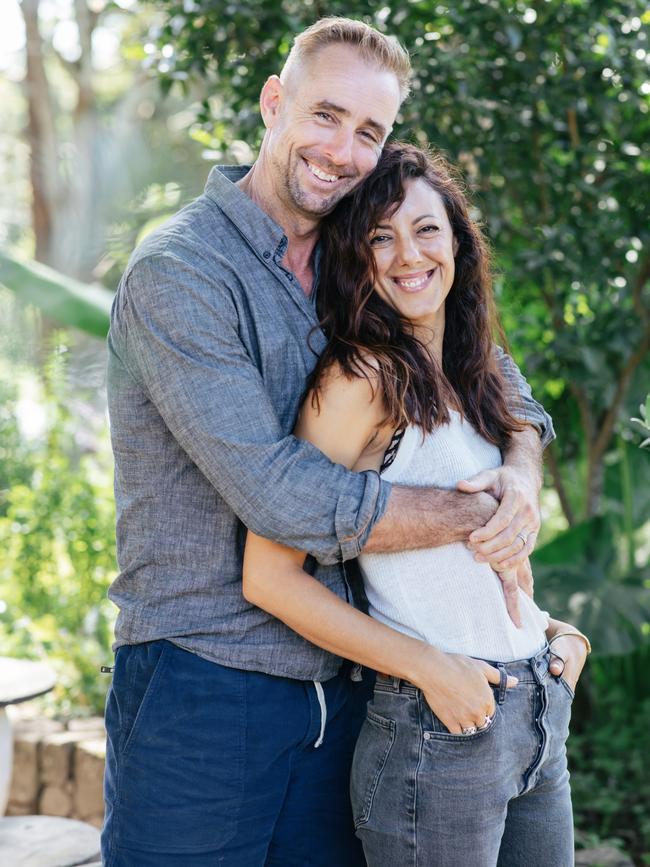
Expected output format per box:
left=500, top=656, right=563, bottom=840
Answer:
left=514, top=557, right=534, bottom=598
left=493, top=558, right=535, bottom=629
left=496, top=569, right=522, bottom=628
left=457, top=465, right=540, bottom=570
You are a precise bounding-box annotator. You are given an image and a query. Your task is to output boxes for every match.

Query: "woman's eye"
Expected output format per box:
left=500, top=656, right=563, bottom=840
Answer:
left=419, top=224, right=439, bottom=234
left=369, top=234, right=391, bottom=245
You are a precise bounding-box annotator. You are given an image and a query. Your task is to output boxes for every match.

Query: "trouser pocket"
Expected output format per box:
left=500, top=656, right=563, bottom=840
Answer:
left=350, top=709, right=396, bottom=828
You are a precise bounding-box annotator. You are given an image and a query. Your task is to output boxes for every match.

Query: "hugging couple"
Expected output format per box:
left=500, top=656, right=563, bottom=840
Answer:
left=102, top=16, right=589, bottom=867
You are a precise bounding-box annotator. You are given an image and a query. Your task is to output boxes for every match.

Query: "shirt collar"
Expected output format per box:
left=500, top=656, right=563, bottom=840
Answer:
left=204, top=165, right=287, bottom=259
left=205, top=164, right=323, bottom=303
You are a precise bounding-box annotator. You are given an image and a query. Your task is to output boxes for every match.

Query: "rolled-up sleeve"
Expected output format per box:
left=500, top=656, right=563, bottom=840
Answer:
left=494, top=346, right=555, bottom=448
left=114, top=252, right=390, bottom=565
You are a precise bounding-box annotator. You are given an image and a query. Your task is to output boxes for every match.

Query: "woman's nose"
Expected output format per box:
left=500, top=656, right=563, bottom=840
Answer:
left=396, top=235, right=422, bottom=265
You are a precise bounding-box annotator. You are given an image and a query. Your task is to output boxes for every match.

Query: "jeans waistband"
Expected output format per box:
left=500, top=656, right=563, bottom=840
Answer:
left=376, top=643, right=552, bottom=696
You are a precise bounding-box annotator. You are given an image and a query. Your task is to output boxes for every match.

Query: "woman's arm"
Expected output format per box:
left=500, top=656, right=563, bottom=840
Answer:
left=243, top=366, right=517, bottom=733
left=243, top=536, right=513, bottom=732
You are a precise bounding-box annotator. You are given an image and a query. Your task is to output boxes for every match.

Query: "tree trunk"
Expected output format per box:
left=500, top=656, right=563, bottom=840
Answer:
left=21, top=0, right=62, bottom=267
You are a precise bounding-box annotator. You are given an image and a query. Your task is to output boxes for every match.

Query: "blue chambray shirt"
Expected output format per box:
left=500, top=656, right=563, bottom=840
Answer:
left=107, top=165, right=554, bottom=681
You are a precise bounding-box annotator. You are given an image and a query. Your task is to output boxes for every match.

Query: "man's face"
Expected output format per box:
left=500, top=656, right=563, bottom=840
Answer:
left=262, top=44, right=402, bottom=220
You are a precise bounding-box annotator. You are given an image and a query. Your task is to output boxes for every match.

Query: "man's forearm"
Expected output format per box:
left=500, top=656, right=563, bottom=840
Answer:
left=363, top=488, right=498, bottom=554
left=502, top=425, right=543, bottom=492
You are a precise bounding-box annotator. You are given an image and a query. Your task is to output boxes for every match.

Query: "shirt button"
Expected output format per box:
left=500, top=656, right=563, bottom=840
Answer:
left=423, top=732, right=431, bottom=740
left=288, top=274, right=293, bottom=281
left=263, top=251, right=271, bottom=259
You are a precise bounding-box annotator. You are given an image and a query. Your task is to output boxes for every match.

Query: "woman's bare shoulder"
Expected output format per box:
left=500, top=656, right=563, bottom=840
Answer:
left=296, top=358, right=391, bottom=470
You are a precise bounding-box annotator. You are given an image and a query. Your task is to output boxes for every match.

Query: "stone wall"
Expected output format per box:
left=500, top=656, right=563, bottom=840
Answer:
left=6, top=715, right=105, bottom=828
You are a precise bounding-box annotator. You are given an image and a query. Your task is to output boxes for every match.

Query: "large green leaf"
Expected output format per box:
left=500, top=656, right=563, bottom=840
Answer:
left=533, top=515, right=650, bottom=655
left=0, top=252, right=112, bottom=337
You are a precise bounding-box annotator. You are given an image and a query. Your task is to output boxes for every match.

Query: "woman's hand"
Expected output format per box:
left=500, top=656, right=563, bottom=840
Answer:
left=414, top=646, right=518, bottom=735
left=546, top=618, right=590, bottom=692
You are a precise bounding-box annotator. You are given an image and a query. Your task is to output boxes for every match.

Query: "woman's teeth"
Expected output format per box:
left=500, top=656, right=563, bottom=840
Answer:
left=393, top=272, right=431, bottom=289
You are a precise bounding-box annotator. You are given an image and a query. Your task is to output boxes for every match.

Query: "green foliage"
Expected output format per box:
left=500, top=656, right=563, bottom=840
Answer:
left=571, top=652, right=650, bottom=862
left=0, top=345, right=117, bottom=715
left=533, top=512, right=650, bottom=654
left=0, top=252, right=112, bottom=338
left=631, top=394, right=650, bottom=448
left=143, top=0, right=650, bottom=523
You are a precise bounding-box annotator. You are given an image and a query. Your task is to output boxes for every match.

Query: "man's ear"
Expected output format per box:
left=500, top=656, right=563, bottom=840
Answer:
left=260, top=75, right=283, bottom=129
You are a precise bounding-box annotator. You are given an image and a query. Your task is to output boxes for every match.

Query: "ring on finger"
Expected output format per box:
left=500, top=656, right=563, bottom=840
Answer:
left=461, top=724, right=478, bottom=735
left=516, top=531, right=528, bottom=548
left=478, top=713, right=494, bottom=731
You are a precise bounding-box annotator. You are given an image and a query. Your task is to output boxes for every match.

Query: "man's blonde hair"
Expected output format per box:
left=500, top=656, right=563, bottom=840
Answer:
left=281, top=17, right=411, bottom=103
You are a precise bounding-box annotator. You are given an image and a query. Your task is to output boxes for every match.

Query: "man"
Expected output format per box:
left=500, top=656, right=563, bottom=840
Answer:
left=103, top=17, right=585, bottom=867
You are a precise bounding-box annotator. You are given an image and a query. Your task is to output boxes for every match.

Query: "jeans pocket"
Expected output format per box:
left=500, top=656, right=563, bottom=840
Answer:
left=350, top=709, right=396, bottom=828
left=422, top=701, right=499, bottom=742
left=115, top=641, right=171, bottom=758
left=558, top=675, right=576, bottom=701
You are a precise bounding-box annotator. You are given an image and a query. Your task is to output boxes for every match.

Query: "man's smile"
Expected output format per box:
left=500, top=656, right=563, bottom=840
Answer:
left=303, top=157, right=347, bottom=184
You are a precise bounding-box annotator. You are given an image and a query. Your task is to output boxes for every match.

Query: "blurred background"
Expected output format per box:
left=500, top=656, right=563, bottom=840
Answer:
left=0, top=0, right=648, bottom=860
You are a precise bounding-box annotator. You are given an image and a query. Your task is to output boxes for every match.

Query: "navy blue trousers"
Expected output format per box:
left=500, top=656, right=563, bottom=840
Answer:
left=102, top=640, right=372, bottom=866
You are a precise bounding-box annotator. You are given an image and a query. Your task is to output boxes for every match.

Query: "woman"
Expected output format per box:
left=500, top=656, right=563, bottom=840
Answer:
left=242, top=142, right=589, bottom=866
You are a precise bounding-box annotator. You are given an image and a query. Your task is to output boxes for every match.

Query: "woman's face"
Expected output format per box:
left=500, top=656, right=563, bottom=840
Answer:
left=369, top=178, right=457, bottom=332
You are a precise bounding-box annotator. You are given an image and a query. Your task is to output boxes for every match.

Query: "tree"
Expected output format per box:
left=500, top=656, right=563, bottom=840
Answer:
left=144, top=0, right=650, bottom=526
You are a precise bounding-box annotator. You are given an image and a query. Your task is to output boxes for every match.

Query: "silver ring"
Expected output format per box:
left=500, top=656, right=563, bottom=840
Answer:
left=461, top=725, right=478, bottom=735
left=478, top=714, right=494, bottom=731
left=516, top=532, right=528, bottom=547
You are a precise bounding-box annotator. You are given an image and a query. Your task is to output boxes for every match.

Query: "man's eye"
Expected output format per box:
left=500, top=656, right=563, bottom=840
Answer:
left=316, top=112, right=333, bottom=121
left=359, top=130, right=378, bottom=143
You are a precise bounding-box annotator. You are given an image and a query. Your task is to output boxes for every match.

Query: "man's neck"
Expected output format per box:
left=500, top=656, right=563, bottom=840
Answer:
left=237, top=163, right=319, bottom=296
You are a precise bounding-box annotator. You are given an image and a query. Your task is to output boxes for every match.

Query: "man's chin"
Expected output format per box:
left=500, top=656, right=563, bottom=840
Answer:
left=291, top=186, right=352, bottom=218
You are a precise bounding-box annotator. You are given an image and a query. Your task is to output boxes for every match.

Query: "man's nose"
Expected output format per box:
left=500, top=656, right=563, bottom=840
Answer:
left=322, top=127, right=354, bottom=167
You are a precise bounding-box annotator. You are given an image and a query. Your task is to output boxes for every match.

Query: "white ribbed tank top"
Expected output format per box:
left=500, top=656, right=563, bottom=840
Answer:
left=358, top=411, right=548, bottom=663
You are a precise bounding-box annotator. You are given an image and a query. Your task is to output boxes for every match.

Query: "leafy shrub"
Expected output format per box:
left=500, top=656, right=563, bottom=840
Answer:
left=0, top=343, right=116, bottom=715
left=571, top=653, right=650, bottom=864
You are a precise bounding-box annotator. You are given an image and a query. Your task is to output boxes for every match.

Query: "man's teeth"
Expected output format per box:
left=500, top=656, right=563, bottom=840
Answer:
left=395, top=274, right=430, bottom=289
left=307, top=162, right=339, bottom=183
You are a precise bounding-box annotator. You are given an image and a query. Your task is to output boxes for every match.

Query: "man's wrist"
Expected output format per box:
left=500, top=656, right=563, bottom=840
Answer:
left=462, top=491, right=499, bottom=537
left=502, top=427, right=544, bottom=491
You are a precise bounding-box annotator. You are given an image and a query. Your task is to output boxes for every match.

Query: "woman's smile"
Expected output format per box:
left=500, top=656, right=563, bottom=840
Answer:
left=390, top=268, right=436, bottom=292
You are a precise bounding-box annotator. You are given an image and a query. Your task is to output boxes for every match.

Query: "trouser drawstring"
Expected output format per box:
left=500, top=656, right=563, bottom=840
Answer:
left=313, top=681, right=327, bottom=748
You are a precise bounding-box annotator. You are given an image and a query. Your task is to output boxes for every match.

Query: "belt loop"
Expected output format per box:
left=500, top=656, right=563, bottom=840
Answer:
left=312, top=681, right=327, bottom=748
left=497, top=664, right=508, bottom=705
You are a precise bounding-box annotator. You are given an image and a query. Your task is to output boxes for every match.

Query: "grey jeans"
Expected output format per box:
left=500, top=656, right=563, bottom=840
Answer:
left=350, top=647, right=574, bottom=867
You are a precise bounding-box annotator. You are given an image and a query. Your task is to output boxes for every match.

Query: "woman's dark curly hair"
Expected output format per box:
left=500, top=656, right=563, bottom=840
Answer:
left=310, top=141, right=523, bottom=447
